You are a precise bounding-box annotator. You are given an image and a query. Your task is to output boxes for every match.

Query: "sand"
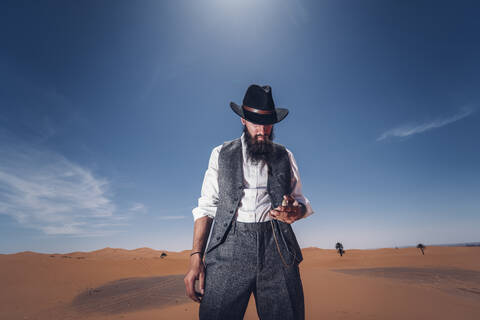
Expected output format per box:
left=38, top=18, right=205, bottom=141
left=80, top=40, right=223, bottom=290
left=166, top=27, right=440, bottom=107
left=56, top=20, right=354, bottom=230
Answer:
left=0, top=246, right=479, bottom=319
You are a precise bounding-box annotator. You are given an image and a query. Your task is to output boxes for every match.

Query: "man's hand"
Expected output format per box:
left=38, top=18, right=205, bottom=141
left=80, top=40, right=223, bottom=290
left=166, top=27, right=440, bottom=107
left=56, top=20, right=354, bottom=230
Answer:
left=184, top=254, right=205, bottom=303
left=269, top=195, right=306, bottom=224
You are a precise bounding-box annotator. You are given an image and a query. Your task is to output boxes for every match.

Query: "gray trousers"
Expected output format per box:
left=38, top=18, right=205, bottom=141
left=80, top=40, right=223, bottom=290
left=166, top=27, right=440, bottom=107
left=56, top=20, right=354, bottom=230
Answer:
left=199, top=220, right=305, bottom=320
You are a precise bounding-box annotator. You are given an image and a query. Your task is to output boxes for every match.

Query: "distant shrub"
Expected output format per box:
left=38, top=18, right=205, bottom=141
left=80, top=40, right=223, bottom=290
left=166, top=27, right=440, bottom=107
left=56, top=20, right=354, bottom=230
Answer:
left=335, top=242, right=345, bottom=257
left=416, top=243, right=426, bottom=255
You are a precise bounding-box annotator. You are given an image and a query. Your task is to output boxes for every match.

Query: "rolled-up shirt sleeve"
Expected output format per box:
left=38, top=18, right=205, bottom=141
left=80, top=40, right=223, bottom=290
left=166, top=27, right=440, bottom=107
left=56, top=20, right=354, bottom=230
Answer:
left=192, top=145, right=222, bottom=221
left=286, top=148, right=314, bottom=219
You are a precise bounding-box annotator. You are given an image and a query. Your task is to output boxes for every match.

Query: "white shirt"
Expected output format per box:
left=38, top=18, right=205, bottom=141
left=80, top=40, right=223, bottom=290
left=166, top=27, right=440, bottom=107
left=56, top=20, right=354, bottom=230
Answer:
left=192, top=133, right=314, bottom=222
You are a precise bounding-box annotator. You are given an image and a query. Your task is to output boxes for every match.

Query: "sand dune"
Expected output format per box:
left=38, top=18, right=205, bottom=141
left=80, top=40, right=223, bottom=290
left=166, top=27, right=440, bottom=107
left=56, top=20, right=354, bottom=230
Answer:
left=0, top=246, right=479, bottom=319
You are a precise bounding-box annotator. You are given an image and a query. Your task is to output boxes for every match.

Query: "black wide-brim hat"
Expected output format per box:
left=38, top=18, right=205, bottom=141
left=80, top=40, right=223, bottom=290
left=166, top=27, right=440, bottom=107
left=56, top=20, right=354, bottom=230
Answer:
left=230, top=84, right=289, bottom=125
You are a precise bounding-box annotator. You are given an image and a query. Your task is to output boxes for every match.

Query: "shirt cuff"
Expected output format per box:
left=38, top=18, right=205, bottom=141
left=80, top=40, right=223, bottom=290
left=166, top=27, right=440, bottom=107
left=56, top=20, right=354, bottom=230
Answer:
left=192, top=208, right=215, bottom=221
left=299, top=201, right=314, bottom=219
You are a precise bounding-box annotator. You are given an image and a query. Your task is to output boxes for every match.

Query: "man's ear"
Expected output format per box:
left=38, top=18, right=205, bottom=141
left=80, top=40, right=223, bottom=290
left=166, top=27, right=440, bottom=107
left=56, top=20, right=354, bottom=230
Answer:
left=240, top=118, right=246, bottom=125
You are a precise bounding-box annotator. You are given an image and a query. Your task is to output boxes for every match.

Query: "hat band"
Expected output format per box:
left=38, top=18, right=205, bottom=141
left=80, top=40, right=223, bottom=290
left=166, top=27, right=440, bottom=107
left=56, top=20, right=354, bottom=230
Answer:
left=242, top=105, right=274, bottom=115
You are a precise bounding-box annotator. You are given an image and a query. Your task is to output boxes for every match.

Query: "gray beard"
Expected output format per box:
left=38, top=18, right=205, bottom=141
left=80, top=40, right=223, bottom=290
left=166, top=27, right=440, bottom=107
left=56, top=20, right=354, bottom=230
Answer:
left=243, top=125, right=275, bottom=165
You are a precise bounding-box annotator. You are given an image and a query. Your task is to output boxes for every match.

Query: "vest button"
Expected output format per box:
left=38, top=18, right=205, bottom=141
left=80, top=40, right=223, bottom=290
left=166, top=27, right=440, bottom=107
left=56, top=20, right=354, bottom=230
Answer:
left=216, top=236, right=220, bottom=240
left=229, top=210, right=234, bottom=213
left=238, top=186, right=243, bottom=189
left=234, top=197, right=238, bottom=201
left=223, top=223, right=228, bottom=227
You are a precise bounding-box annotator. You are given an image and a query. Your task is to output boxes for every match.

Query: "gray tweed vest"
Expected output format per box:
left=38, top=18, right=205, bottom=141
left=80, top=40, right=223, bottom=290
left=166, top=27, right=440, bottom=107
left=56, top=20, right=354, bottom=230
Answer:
left=205, top=137, right=304, bottom=264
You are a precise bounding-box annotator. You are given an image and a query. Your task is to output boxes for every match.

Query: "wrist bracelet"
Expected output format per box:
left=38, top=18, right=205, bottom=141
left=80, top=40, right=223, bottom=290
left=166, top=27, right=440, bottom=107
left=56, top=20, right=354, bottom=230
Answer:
left=190, top=251, right=203, bottom=257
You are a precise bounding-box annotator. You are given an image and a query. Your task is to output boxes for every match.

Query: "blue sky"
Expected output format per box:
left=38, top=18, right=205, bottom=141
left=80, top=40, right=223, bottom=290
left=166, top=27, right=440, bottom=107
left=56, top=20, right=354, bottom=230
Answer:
left=1, top=0, right=479, bottom=253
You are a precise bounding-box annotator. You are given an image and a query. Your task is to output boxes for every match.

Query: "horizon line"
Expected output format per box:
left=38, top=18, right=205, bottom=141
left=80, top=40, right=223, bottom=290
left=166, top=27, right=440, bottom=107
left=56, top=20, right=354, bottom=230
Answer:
left=2, top=241, right=479, bottom=255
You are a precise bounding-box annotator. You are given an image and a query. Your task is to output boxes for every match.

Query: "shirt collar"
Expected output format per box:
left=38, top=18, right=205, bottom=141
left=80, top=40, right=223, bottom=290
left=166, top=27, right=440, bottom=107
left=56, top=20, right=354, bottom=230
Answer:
left=241, top=132, right=246, bottom=145
left=241, top=131, right=247, bottom=155
left=241, top=132, right=251, bottom=164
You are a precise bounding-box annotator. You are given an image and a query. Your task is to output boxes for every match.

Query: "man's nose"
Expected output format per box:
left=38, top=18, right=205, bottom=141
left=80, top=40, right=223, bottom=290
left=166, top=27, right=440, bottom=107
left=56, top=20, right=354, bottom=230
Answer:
left=258, top=126, right=267, bottom=135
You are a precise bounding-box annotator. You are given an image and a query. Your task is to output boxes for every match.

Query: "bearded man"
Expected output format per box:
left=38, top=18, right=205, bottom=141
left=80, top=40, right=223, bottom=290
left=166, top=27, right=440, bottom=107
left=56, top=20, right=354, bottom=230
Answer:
left=184, top=84, right=314, bottom=320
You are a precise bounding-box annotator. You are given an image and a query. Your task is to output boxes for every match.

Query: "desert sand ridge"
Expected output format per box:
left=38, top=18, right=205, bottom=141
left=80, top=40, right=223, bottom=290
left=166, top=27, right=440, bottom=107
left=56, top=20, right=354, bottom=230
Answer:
left=6, top=247, right=186, bottom=259
left=1, top=246, right=479, bottom=319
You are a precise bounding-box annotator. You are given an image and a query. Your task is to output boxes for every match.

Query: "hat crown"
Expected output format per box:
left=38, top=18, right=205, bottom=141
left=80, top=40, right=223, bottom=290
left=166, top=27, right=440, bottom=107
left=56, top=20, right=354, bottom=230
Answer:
left=242, top=84, right=275, bottom=110
left=230, top=84, right=289, bottom=125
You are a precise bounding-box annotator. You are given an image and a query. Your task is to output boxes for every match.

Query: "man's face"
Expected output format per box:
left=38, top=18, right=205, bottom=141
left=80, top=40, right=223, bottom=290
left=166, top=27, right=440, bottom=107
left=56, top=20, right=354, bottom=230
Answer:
left=241, top=118, right=275, bottom=164
left=241, top=118, right=273, bottom=142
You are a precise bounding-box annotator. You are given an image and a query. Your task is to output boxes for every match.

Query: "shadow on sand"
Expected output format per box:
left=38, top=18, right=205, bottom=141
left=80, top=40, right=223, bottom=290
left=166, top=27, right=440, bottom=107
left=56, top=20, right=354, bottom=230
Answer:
left=72, top=274, right=190, bottom=314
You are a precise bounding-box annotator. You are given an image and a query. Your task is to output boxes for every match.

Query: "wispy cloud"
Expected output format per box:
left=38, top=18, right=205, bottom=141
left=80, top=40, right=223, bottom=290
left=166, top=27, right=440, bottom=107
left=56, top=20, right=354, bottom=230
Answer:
left=157, top=215, right=187, bottom=220
left=129, top=202, right=147, bottom=213
left=0, top=137, right=123, bottom=237
left=154, top=206, right=192, bottom=221
left=377, top=107, right=475, bottom=141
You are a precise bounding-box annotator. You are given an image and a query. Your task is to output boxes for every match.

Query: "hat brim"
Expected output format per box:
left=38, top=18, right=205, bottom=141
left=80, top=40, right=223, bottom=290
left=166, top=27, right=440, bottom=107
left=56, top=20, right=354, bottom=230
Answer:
left=230, top=102, right=289, bottom=125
